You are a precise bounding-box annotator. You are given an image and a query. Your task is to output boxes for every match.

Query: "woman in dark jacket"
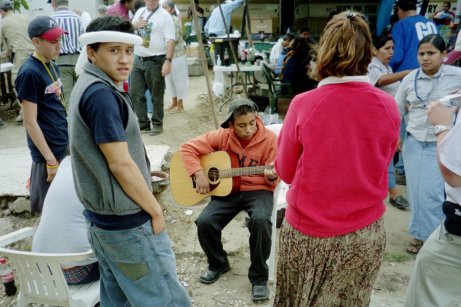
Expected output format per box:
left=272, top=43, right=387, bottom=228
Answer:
left=280, top=36, right=317, bottom=95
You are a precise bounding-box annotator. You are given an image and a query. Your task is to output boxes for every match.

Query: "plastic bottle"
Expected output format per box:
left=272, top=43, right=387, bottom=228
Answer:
left=240, top=50, right=246, bottom=64
left=0, top=257, right=17, bottom=296
left=216, top=55, right=222, bottom=66
left=209, top=43, right=216, bottom=66
left=224, top=49, right=230, bottom=66
left=249, top=48, right=255, bottom=65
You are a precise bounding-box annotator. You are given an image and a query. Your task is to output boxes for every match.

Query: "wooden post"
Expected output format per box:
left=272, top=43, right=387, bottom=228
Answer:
left=189, top=0, right=219, bottom=129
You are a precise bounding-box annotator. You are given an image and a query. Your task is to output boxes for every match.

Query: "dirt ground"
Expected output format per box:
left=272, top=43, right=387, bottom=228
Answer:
left=0, top=75, right=425, bottom=306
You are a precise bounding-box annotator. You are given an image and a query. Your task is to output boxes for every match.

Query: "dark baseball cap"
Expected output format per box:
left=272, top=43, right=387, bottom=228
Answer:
left=395, top=0, right=417, bottom=11
left=28, top=16, right=68, bottom=41
left=0, top=0, right=12, bottom=10
left=221, top=97, right=258, bottom=128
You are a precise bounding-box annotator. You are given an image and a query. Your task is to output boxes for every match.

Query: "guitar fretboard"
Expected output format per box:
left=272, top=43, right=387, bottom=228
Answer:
left=217, top=165, right=274, bottom=178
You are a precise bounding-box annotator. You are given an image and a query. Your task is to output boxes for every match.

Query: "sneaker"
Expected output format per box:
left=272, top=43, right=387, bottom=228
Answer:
left=149, top=126, right=163, bottom=136
left=252, top=285, right=269, bottom=301
left=389, top=195, right=409, bottom=210
left=15, top=114, right=23, bottom=124
left=395, top=173, right=406, bottom=185
left=139, top=124, right=151, bottom=133
left=199, top=265, right=230, bottom=284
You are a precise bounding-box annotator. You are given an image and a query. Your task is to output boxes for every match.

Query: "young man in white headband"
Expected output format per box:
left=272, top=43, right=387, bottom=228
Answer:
left=68, top=16, right=190, bottom=306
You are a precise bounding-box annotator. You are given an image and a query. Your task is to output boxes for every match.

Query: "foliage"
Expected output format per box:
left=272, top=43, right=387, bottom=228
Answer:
left=11, top=0, right=29, bottom=12
left=383, top=252, right=414, bottom=263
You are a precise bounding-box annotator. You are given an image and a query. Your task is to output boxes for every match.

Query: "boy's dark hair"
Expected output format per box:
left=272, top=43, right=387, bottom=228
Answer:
left=395, top=0, right=417, bottom=12
left=229, top=105, right=258, bottom=125
left=86, top=16, right=135, bottom=51
left=299, top=26, right=310, bottom=33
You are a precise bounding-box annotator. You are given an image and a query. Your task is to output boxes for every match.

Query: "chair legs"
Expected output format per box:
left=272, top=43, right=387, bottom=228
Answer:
left=16, top=291, right=27, bottom=307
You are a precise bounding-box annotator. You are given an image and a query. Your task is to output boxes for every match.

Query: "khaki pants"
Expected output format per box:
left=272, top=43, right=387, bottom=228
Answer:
left=55, top=53, right=79, bottom=109
left=404, top=224, right=461, bottom=306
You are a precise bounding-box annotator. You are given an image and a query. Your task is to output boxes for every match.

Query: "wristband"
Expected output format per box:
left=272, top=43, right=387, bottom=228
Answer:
left=46, top=163, right=58, bottom=169
left=165, top=57, right=172, bottom=62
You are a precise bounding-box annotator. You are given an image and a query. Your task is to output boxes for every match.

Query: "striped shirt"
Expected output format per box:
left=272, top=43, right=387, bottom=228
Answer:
left=51, top=8, right=84, bottom=55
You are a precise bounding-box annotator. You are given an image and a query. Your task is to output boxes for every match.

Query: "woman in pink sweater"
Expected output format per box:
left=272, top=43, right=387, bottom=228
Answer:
left=274, top=12, right=401, bottom=306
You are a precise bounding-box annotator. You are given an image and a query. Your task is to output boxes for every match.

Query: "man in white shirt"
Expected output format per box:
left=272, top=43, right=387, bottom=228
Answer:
left=131, top=0, right=175, bottom=136
left=204, top=0, right=243, bottom=37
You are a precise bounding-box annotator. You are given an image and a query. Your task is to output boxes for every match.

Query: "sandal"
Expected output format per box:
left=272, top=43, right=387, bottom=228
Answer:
left=410, top=239, right=424, bottom=247
left=165, top=104, right=177, bottom=111
left=168, top=107, right=184, bottom=114
left=406, top=239, right=424, bottom=255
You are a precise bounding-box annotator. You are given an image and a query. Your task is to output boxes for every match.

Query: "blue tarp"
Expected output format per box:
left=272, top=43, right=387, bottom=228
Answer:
left=376, top=0, right=394, bottom=35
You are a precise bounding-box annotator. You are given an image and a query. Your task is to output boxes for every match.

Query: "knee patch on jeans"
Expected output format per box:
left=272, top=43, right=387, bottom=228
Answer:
left=115, top=261, right=149, bottom=280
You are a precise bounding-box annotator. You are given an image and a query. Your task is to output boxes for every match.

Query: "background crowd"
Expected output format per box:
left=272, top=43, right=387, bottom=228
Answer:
left=0, top=0, right=461, bottom=305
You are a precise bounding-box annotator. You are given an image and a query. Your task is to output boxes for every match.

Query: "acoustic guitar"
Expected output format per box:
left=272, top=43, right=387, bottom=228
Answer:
left=170, top=151, right=273, bottom=206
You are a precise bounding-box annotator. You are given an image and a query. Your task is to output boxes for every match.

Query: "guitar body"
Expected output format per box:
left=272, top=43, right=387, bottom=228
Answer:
left=170, top=151, right=233, bottom=206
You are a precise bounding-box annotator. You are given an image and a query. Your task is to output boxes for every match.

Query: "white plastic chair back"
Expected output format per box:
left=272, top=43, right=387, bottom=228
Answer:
left=0, top=227, right=99, bottom=307
left=265, top=123, right=288, bottom=282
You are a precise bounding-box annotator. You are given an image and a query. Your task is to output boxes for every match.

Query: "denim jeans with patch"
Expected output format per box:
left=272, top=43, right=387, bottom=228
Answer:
left=88, top=221, right=191, bottom=306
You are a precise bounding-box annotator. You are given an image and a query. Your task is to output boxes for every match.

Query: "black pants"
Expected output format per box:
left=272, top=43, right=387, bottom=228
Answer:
left=30, top=161, right=51, bottom=214
left=195, top=190, right=273, bottom=285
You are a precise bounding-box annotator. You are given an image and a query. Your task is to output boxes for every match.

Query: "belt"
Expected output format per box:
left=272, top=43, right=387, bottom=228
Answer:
left=138, top=54, right=166, bottom=61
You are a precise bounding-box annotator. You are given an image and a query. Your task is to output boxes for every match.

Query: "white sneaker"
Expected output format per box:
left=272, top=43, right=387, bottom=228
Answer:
left=15, top=114, right=23, bottom=124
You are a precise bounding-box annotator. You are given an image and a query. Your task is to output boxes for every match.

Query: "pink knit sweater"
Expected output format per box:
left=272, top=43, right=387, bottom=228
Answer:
left=275, top=77, right=400, bottom=237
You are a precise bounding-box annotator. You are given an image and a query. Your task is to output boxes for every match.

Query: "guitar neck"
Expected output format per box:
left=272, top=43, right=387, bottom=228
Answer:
left=220, top=165, right=273, bottom=178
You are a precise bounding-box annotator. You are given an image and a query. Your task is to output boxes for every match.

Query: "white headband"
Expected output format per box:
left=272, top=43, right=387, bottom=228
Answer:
left=75, top=31, right=142, bottom=75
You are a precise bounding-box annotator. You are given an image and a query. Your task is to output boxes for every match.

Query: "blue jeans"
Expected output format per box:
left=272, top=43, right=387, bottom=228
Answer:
left=387, top=160, right=396, bottom=189
left=130, top=56, right=165, bottom=128
left=402, top=135, right=445, bottom=241
left=395, top=118, right=407, bottom=175
left=88, top=221, right=191, bottom=306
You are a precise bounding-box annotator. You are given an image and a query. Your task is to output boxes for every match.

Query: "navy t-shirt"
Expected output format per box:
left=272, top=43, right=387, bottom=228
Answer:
left=15, top=56, right=68, bottom=162
left=79, top=82, right=150, bottom=230
left=79, top=82, right=128, bottom=143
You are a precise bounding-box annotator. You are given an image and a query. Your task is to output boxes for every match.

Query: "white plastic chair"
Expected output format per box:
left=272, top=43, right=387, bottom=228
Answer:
left=265, top=123, right=289, bottom=282
left=0, top=227, right=100, bottom=307
left=267, top=181, right=288, bottom=282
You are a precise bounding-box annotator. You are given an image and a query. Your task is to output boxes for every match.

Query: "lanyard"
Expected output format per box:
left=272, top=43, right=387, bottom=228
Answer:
left=33, top=53, right=65, bottom=105
left=414, top=66, right=444, bottom=104
left=141, top=6, right=159, bottom=21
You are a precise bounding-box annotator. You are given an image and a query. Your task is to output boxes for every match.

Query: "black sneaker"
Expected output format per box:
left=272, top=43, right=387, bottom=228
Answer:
left=149, top=126, right=163, bottom=136
left=139, top=124, right=151, bottom=133
left=390, top=195, right=409, bottom=210
left=395, top=173, right=406, bottom=185
left=252, top=284, right=269, bottom=301
left=199, top=265, right=230, bottom=284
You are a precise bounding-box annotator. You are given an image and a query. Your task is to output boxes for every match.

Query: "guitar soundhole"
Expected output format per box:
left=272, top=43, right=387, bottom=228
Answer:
left=208, top=167, right=220, bottom=184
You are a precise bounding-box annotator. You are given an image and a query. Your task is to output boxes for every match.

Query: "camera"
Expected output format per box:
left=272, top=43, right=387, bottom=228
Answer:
left=438, top=92, right=461, bottom=108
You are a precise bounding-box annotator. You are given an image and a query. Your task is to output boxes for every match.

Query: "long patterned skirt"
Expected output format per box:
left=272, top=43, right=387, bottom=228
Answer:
left=274, top=218, right=385, bottom=307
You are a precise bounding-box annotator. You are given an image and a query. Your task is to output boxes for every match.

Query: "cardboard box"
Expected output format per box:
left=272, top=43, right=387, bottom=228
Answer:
left=250, top=19, right=273, bottom=34
left=187, top=57, right=204, bottom=76
left=277, top=97, right=292, bottom=119
left=186, top=45, right=200, bottom=59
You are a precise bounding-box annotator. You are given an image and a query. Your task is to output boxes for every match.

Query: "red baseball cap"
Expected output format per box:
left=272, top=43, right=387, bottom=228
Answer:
left=28, top=16, right=68, bottom=42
